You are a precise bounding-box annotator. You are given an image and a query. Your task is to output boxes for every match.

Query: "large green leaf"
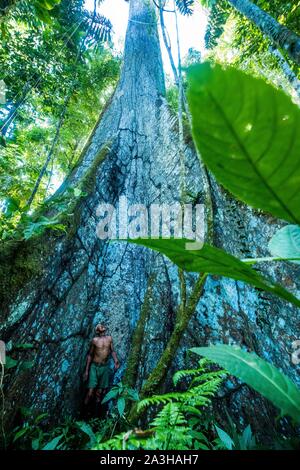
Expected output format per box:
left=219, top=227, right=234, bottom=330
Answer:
left=191, top=345, right=300, bottom=423
left=117, top=397, right=126, bottom=417
left=4, top=356, right=18, bottom=369
left=268, top=225, right=300, bottom=265
left=42, top=434, right=63, bottom=450
left=75, top=421, right=96, bottom=447
left=215, top=425, right=234, bottom=450
left=124, top=238, right=300, bottom=308
left=188, top=62, right=300, bottom=224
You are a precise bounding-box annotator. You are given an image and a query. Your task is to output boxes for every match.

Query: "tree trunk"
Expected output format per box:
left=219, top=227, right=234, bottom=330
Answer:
left=25, top=91, right=72, bottom=209
left=1, top=0, right=300, bottom=443
left=268, top=45, right=300, bottom=99
left=0, top=82, right=31, bottom=138
left=227, top=0, right=300, bottom=66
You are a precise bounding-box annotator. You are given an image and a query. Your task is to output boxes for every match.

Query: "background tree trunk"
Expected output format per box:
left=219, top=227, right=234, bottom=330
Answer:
left=227, top=0, right=300, bottom=66
left=1, top=0, right=300, bottom=443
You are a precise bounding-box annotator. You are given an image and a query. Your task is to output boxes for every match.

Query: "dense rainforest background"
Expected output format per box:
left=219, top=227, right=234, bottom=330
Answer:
left=0, top=0, right=300, bottom=451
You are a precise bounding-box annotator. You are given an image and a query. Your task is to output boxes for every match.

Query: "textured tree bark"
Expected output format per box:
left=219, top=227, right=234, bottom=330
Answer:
left=1, top=0, right=300, bottom=444
left=227, top=0, right=300, bottom=66
left=0, top=0, right=203, bottom=434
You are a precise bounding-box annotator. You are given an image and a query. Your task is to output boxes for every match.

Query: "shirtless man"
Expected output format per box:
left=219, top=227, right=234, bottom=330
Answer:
left=84, top=324, right=120, bottom=409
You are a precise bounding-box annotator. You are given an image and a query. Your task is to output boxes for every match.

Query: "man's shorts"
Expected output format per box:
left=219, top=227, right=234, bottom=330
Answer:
left=88, top=363, right=111, bottom=389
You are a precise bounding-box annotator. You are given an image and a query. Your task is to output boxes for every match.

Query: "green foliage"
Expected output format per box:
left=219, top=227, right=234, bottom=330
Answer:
left=0, top=0, right=62, bottom=25
left=23, top=216, right=66, bottom=240
left=231, top=1, right=300, bottom=70
left=191, top=344, right=300, bottom=423
left=188, top=62, right=300, bottom=224
left=1, top=209, right=67, bottom=241
left=138, top=358, right=226, bottom=414
left=4, top=356, right=18, bottom=369
left=4, top=354, right=34, bottom=370
left=147, top=403, right=192, bottom=450
left=12, top=414, right=102, bottom=450
left=0, top=0, right=119, bottom=240
left=102, top=382, right=139, bottom=418
left=11, top=358, right=297, bottom=450
left=268, top=225, right=300, bottom=265
left=42, top=434, right=63, bottom=450
left=11, top=411, right=49, bottom=450
left=14, top=343, right=34, bottom=350
left=96, top=359, right=225, bottom=450
left=125, top=238, right=300, bottom=308
left=175, top=0, right=194, bottom=16
left=197, top=0, right=299, bottom=79
left=214, top=423, right=256, bottom=450
left=204, top=0, right=229, bottom=49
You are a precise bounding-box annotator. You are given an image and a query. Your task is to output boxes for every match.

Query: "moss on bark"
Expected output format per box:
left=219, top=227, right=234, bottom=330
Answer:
left=0, top=143, right=111, bottom=319
left=123, top=274, right=155, bottom=389
left=59, top=142, right=112, bottom=238
left=129, top=273, right=207, bottom=423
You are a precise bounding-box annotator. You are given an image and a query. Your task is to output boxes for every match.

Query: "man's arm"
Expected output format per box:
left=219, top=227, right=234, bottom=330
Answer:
left=83, top=341, right=95, bottom=381
left=110, top=337, right=120, bottom=370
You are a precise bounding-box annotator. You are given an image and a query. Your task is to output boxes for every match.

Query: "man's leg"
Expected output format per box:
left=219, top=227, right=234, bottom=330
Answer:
left=95, top=388, right=108, bottom=417
left=84, top=388, right=94, bottom=406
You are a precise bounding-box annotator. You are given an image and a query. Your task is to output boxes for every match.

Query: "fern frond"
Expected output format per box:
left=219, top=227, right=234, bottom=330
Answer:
left=191, top=371, right=226, bottom=388
left=151, top=402, right=186, bottom=428
left=140, top=361, right=226, bottom=415
left=94, top=432, right=125, bottom=450
left=173, top=367, right=204, bottom=386
left=138, top=391, right=191, bottom=411
left=173, top=358, right=215, bottom=385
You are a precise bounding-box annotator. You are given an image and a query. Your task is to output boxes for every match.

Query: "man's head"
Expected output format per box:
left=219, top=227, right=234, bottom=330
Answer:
left=95, top=323, right=106, bottom=335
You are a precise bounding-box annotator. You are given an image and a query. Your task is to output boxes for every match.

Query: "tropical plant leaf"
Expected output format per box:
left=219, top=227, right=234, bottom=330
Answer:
left=117, top=397, right=126, bottom=416
left=42, top=434, right=63, bottom=450
left=268, top=225, right=300, bottom=265
left=4, top=356, right=18, bottom=369
left=15, top=343, right=34, bottom=350
left=23, top=216, right=66, bottom=240
left=2, top=197, right=20, bottom=218
left=124, top=238, right=300, bottom=308
left=13, top=427, right=30, bottom=442
left=76, top=421, right=96, bottom=446
left=34, top=413, right=48, bottom=424
left=215, top=425, right=234, bottom=450
left=187, top=62, right=300, bottom=224
left=101, top=387, right=119, bottom=404
left=191, top=345, right=300, bottom=423
left=31, top=438, right=40, bottom=450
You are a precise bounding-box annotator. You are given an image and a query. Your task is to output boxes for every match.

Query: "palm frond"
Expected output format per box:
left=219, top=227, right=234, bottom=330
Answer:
left=82, top=10, right=112, bottom=47
left=175, top=0, right=194, bottom=16
left=205, top=0, right=229, bottom=49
